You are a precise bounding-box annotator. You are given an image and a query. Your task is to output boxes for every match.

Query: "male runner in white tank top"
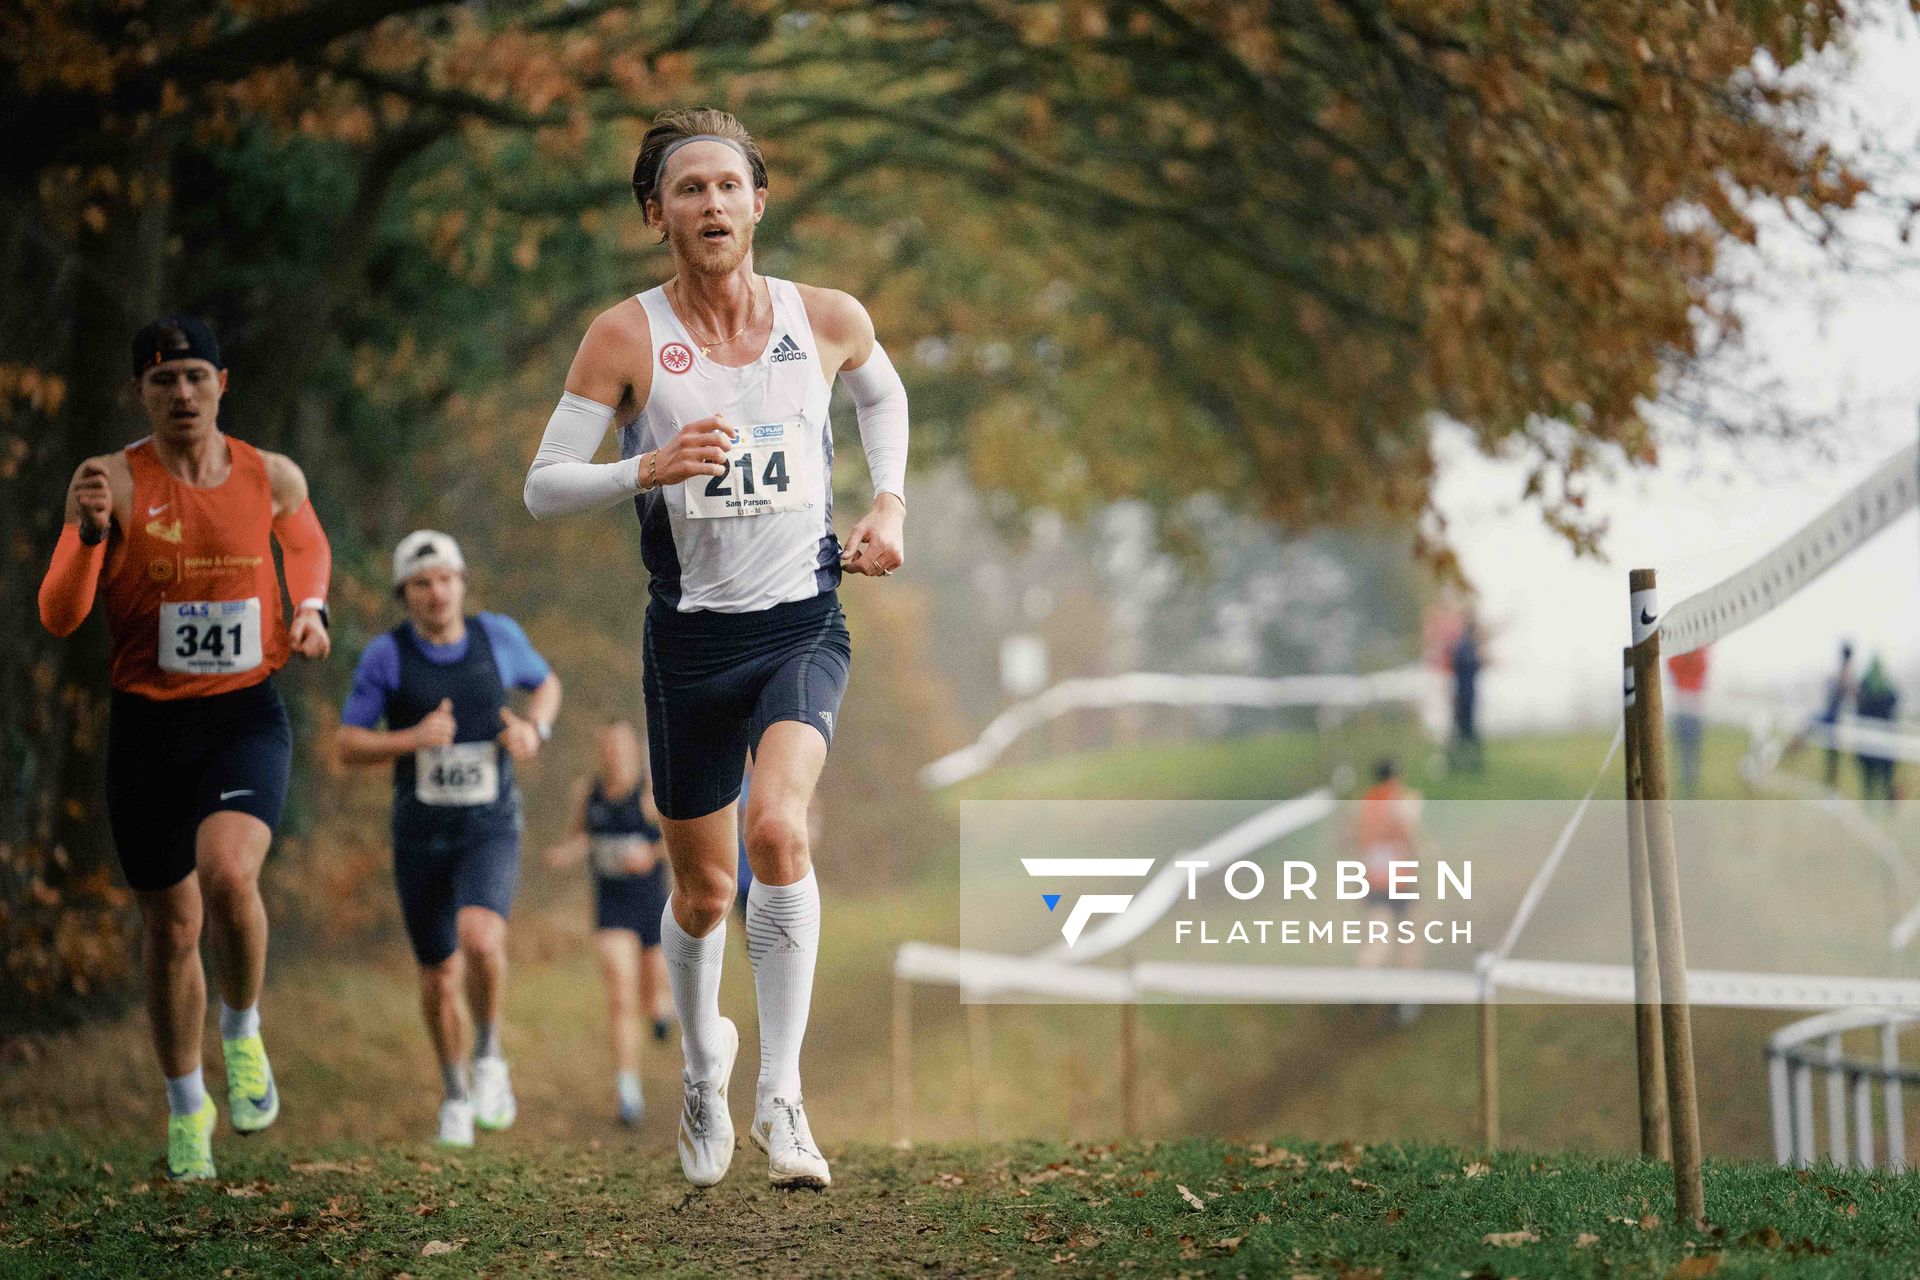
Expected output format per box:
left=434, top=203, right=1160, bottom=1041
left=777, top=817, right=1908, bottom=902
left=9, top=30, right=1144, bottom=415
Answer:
left=524, top=107, right=908, bottom=1190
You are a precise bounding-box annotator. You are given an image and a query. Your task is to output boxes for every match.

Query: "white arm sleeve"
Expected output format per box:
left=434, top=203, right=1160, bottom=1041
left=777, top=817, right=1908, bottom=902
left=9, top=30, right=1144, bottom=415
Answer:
left=523, top=392, right=639, bottom=520
left=840, top=342, right=908, bottom=503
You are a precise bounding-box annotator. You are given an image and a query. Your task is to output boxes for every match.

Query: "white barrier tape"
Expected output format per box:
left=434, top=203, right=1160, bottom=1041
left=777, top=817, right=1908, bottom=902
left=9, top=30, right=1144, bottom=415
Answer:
left=919, top=667, right=1432, bottom=790
left=895, top=943, right=1920, bottom=1010
left=1660, top=442, right=1920, bottom=657
left=1796, top=718, right=1920, bottom=765
left=1768, top=1007, right=1920, bottom=1052
left=1033, top=789, right=1337, bottom=964
left=1492, top=723, right=1625, bottom=962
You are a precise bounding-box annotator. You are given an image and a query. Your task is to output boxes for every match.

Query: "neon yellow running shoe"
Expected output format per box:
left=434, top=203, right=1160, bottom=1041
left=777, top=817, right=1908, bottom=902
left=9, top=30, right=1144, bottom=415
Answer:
left=166, top=1095, right=217, bottom=1181
left=223, top=1033, right=280, bottom=1135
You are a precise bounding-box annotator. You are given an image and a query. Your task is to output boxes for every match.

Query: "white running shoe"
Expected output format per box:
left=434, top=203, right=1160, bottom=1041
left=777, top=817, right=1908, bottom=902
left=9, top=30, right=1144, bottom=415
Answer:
left=472, top=1057, right=517, bottom=1131
left=751, top=1096, right=831, bottom=1189
left=676, top=1017, right=738, bottom=1187
left=438, top=1097, right=476, bottom=1148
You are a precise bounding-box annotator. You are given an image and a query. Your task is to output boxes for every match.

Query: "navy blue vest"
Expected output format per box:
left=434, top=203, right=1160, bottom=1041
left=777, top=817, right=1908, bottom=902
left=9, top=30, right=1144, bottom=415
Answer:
left=388, top=619, right=518, bottom=838
left=585, top=779, right=661, bottom=878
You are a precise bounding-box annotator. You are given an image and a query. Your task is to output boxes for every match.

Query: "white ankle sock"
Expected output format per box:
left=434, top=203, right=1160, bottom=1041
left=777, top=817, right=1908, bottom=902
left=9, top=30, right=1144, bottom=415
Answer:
left=219, top=1002, right=259, bottom=1041
left=745, top=869, right=821, bottom=1110
left=661, top=899, right=728, bottom=1081
left=165, top=1067, right=206, bottom=1117
left=617, top=1070, right=644, bottom=1108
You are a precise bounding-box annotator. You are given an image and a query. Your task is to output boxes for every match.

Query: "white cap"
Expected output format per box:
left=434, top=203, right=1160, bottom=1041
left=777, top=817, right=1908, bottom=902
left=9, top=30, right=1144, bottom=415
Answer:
left=392, top=530, right=466, bottom=587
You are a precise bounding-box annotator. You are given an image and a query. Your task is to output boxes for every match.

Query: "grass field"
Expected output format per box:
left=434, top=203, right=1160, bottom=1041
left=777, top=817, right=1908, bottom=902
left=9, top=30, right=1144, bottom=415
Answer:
left=5, top=721, right=1918, bottom=1274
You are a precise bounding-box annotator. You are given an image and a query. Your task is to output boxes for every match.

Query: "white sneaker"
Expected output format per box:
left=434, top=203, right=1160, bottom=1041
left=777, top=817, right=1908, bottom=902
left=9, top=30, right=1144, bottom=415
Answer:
left=677, top=1017, right=738, bottom=1187
left=472, top=1056, right=516, bottom=1131
left=751, top=1096, right=831, bottom=1189
left=438, top=1097, right=475, bottom=1147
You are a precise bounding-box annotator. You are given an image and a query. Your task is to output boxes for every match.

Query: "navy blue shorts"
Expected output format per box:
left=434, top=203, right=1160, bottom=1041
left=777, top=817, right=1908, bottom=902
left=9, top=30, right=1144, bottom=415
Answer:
left=106, top=678, right=293, bottom=892
left=595, top=867, right=670, bottom=945
left=393, top=817, right=523, bottom=966
left=643, top=590, right=852, bottom=820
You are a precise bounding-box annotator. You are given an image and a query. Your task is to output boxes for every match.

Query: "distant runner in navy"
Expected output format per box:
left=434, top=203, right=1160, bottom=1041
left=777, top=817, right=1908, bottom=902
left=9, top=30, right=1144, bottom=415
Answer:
left=335, top=530, right=562, bottom=1148
left=546, top=719, right=674, bottom=1126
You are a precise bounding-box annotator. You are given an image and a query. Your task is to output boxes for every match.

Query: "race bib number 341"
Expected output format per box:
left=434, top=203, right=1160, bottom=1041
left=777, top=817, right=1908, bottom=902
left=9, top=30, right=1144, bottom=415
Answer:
left=159, top=598, right=263, bottom=676
left=683, top=419, right=817, bottom=520
left=415, top=742, right=500, bottom=807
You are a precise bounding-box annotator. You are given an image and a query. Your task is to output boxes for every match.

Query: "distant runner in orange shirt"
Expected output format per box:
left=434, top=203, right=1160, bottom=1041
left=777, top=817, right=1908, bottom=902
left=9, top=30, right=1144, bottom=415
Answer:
left=1352, top=759, right=1427, bottom=1022
left=37, top=316, right=332, bottom=1181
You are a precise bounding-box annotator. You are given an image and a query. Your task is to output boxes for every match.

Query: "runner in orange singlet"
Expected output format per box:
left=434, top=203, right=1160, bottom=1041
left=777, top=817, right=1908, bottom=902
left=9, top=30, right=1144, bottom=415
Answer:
left=37, top=316, right=332, bottom=1181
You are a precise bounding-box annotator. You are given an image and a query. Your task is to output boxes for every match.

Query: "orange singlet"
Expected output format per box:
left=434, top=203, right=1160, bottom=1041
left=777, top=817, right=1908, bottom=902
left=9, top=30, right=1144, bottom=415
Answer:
left=1356, top=778, right=1414, bottom=893
left=104, top=435, right=288, bottom=699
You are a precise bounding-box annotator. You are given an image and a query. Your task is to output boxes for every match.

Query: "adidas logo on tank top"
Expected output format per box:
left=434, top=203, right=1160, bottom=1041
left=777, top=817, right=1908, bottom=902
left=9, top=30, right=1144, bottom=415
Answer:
left=769, top=333, right=808, bottom=363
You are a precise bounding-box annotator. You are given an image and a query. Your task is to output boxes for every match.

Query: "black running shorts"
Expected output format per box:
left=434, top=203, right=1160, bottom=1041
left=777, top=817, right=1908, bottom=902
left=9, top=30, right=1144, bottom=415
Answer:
left=105, top=678, right=293, bottom=892
left=642, top=590, right=851, bottom=820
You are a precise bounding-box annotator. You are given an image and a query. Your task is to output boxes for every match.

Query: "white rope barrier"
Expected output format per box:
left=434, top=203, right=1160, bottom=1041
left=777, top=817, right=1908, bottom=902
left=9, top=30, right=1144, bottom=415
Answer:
left=895, top=942, right=1920, bottom=1010
left=1491, top=723, right=1625, bottom=962
left=1658, top=443, right=1920, bottom=657
left=919, top=667, right=1432, bottom=790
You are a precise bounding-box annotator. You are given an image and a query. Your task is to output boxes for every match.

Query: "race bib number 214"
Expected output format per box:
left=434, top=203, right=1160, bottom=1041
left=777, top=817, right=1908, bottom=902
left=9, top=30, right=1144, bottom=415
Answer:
left=683, top=420, right=816, bottom=519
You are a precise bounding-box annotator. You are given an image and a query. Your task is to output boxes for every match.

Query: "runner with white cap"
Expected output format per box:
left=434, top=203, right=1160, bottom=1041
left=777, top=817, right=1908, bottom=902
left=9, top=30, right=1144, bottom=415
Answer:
left=334, top=530, right=562, bottom=1146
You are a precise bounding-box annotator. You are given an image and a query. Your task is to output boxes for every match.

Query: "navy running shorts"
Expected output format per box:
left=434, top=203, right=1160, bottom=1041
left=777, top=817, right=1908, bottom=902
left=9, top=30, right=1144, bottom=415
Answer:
left=595, top=865, right=670, bottom=945
left=393, top=820, right=523, bottom=966
left=642, top=590, right=851, bottom=820
left=106, top=678, right=293, bottom=893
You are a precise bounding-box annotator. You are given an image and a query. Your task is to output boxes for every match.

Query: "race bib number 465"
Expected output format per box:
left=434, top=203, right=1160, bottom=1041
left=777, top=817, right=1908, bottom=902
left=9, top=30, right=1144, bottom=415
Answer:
left=683, top=419, right=817, bottom=520
left=159, top=598, right=263, bottom=676
left=415, top=742, right=500, bottom=807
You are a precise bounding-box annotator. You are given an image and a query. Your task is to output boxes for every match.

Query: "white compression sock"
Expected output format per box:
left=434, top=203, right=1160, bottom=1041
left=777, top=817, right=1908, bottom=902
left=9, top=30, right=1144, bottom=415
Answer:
left=661, top=899, right=728, bottom=1081
left=165, top=1067, right=207, bottom=1117
left=745, top=869, right=821, bottom=1110
left=219, top=1002, right=259, bottom=1041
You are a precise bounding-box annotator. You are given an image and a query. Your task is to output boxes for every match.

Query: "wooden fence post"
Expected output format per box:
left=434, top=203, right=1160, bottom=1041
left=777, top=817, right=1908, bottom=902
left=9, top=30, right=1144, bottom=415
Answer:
left=1628, top=569, right=1706, bottom=1223
left=1624, top=651, right=1672, bottom=1161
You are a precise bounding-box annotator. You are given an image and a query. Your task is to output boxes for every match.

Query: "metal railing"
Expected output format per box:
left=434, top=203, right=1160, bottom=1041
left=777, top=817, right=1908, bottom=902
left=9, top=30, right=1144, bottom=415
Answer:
left=1768, top=1008, right=1920, bottom=1169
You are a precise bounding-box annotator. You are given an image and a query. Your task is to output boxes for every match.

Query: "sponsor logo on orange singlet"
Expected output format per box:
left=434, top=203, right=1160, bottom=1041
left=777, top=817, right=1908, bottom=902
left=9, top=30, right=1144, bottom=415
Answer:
left=146, top=516, right=183, bottom=543
left=148, top=557, right=175, bottom=583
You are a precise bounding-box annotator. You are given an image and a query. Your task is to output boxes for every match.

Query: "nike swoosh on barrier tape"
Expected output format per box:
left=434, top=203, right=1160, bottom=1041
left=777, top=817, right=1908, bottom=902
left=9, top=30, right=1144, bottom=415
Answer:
left=1639, top=609, right=1656, bottom=627
left=219, top=789, right=254, bottom=801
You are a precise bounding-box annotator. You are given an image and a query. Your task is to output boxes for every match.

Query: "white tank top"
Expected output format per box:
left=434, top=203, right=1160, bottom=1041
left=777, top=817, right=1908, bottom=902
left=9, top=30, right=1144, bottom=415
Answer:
left=621, top=277, right=838, bottom=614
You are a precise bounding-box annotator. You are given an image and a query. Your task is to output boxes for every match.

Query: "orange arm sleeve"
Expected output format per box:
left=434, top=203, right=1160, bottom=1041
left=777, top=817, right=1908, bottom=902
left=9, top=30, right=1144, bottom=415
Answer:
left=274, top=498, right=331, bottom=612
left=38, top=523, right=106, bottom=637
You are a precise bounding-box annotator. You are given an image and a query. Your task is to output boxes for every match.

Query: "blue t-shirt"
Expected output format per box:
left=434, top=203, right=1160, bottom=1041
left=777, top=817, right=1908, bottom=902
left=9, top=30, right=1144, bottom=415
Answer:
left=341, top=612, right=551, bottom=729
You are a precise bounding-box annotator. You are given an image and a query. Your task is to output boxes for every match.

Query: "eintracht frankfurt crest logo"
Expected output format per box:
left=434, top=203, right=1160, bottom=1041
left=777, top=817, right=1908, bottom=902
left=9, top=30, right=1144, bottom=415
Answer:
left=660, top=342, right=693, bottom=374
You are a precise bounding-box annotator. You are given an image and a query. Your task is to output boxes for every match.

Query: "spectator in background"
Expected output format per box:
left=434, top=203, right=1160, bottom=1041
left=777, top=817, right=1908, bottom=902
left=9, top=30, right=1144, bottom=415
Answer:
left=1447, top=618, right=1484, bottom=776
left=1353, top=759, right=1426, bottom=1025
left=1818, top=642, right=1857, bottom=789
left=1667, top=645, right=1710, bottom=798
left=1856, top=655, right=1899, bottom=806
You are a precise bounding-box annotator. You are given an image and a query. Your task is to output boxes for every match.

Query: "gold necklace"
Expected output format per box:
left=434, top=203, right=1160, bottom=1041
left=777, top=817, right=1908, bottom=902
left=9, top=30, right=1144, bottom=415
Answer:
left=674, top=277, right=757, bottom=356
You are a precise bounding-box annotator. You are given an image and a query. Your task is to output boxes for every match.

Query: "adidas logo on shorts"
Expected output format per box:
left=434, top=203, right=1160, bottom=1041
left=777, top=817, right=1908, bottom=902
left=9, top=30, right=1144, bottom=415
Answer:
left=770, top=334, right=808, bottom=363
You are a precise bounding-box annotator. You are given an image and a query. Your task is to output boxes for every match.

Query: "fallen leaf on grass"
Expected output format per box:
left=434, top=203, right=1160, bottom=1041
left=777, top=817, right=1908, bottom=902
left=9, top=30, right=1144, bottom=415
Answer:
left=1384, top=1207, right=1404, bottom=1225
left=1575, top=1233, right=1600, bottom=1248
left=1483, top=1229, right=1540, bottom=1246
left=1462, top=1162, right=1490, bottom=1178
left=420, top=1239, right=465, bottom=1257
left=1666, top=1257, right=1719, bottom=1278
left=1350, top=1178, right=1379, bottom=1192
left=932, top=1172, right=965, bottom=1188
left=289, top=1160, right=370, bottom=1176
left=1740, top=1225, right=1784, bottom=1249
left=1176, top=1184, right=1206, bottom=1212
left=1251, top=1148, right=1307, bottom=1170
left=1212, top=1235, right=1243, bottom=1254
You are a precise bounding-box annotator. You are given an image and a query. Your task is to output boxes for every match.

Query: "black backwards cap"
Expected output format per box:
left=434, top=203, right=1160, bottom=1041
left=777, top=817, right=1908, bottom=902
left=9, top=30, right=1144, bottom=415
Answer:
left=131, top=315, right=222, bottom=377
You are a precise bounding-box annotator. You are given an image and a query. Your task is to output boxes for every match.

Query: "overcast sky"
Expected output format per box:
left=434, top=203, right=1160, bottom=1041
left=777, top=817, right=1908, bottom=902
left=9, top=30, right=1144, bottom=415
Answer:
left=1432, top=21, right=1920, bottom=731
